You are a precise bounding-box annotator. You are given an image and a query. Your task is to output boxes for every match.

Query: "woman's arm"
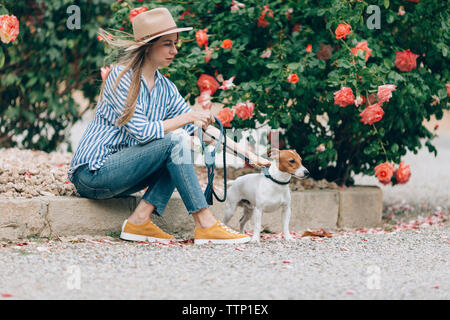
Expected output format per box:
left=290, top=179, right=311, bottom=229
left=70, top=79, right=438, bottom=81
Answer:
left=203, top=126, right=271, bottom=167
left=162, top=113, right=191, bottom=134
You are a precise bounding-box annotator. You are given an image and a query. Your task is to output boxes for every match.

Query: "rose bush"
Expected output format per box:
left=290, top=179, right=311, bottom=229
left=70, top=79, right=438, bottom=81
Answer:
left=0, top=0, right=116, bottom=151
left=1, top=0, right=449, bottom=186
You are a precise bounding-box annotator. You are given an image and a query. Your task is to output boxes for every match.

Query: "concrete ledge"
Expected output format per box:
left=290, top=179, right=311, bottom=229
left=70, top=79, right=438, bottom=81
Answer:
left=0, top=186, right=382, bottom=240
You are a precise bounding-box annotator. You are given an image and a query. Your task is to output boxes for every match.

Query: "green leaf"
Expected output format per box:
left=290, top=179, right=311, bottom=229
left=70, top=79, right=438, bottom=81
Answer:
left=391, top=143, right=399, bottom=154
left=266, top=63, right=280, bottom=69
left=1, top=73, right=20, bottom=86
left=337, top=60, right=352, bottom=69
left=317, top=8, right=327, bottom=16
left=287, top=62, right=300, bottom=71
left=384, top=0, right=390, bottom=9
left=0, top=47, right=4, bottom=69
left=26, top=77, right=38, bottom=88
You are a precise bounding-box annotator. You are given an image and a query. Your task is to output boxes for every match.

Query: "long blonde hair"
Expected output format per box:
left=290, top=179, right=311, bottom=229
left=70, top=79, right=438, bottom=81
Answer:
left=96, top=27, right=177, bottom=127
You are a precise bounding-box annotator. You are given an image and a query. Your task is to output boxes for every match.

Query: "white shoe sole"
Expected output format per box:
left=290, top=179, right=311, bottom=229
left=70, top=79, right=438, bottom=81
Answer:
left=119, top=231, right=173, bottom=244
left=120, top=220, right=173, bottom=244
left=194, top=236, right=251, bottom=245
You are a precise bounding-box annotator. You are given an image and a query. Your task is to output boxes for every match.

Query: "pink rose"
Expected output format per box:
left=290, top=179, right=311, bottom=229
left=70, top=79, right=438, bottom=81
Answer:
left=334, top=87, right=355, bottom=107
left=216, top=107, right=234, bottom=127
left=335, top=23, right=352, bottom=39
left=359, top=102, right=385, bottom=125
left=234, top=102, right=254, bottom=120
left=219, top=76, right=236, bottom=90
left=198, top=91, right=212, bottom=110
left=374, top=162, right=395, bottom=185
left=394, top=161, right=411, bottom=184
left=196, top=28, right=208, bottom=47
left=351, top=41, right=372, bottom=61
left=197, top=74, right=220, bottom=95
left=377, top=84, right=397, bottom=103
left=0, top=14, right=20, bottom=44
left=395, top=49, right=419, bottom=72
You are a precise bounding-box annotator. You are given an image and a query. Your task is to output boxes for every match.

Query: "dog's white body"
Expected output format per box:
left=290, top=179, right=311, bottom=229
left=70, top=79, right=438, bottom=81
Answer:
left=223, top=150, right=309, bottom=242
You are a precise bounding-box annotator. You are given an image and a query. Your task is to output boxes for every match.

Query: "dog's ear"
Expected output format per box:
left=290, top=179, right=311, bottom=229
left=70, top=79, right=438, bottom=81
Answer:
left=267, top=148, right=280, bottom=159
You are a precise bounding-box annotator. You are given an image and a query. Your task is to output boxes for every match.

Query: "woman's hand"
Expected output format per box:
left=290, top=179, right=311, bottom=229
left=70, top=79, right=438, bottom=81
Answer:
left=187, top=111, right=215, bottom=130
left=248, top=154, right=271, bottom=167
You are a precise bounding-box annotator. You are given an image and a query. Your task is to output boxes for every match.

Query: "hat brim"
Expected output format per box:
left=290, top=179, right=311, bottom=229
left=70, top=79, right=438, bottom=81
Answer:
left=125, top=27, right=193, bottom=52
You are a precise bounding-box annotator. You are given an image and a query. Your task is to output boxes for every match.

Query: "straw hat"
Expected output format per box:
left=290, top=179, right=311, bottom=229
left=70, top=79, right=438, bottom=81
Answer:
left=125, top=7, right=192, bottom=52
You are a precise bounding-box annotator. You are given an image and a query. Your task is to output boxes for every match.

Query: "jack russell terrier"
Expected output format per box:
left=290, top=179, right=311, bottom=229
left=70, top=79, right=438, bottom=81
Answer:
left=223, top=148, right=310, bottom=242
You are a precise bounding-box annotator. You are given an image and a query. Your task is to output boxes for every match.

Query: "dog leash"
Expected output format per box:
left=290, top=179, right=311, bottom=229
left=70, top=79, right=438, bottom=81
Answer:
left=198, top=116, right=226, bottom=205
left=198, top=117, right=265, bottom=205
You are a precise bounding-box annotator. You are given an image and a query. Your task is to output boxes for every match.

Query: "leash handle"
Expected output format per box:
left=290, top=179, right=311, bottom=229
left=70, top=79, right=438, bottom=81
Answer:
left=198, top=116, right=225, bottom=205
left=197, top=116, right=223, bottom=166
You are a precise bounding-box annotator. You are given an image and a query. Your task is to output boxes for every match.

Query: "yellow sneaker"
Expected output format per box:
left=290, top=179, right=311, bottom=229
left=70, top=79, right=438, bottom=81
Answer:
left=120, top=219, right=175, bottom=243
left=194, top=220, right=251, bottom=245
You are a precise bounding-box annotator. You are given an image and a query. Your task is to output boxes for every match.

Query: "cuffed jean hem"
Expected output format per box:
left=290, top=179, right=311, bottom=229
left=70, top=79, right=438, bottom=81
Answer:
left=187, top=204, right=211, bottom=216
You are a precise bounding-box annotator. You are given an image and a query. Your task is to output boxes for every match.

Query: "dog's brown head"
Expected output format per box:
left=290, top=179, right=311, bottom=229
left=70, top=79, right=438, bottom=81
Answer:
left=267, top=148, right=310, bottom=179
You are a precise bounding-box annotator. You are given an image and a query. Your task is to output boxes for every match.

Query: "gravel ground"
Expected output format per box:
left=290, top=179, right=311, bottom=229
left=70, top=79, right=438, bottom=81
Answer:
left=0, top=133, right=449, bottom=300
left=0, top=224, right=448, bottom=300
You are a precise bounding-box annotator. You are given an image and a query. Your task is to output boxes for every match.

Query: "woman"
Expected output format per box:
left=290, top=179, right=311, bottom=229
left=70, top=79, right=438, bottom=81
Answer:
left=68, top=8, right=270, bottom=245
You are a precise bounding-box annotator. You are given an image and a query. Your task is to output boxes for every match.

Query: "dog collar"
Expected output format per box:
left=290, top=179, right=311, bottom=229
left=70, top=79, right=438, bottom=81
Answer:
left=261, top=166, right=291, bottom=185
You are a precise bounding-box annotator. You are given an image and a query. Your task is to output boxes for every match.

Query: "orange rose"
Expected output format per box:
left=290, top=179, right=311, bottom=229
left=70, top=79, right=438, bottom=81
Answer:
left=195, top=28, right=208, bottom=47
left=179, top=8, right=194, bottom=20
left=359, top=102, right=385, bottom=125
left=221, top=39, right=233, bottom=49
left=257, top=16, right=269, bottom=28
left=216, top=107, right=234, bottom=127
left=395, top=49, right=419, bottom=72
left=196, top=74, right=220, bottom=95
left=394, top=161, right=411, bottom=184
left=257, top=4, right=273, bottom=28
left=446, top=84, right=450, bottom=97
left=288, top=73, right=299, bottom=84
left=234, top=102, right=254, bottom=120
left=261, top=4, right=274, bottom=18
left=0, top=14, right=20, bottom=44
left=374, top=162, right=394, bottom=185
left=306, top=44, right=312, bottom=53
left=129, top=6, right=148, bottom=23
left=333, top=87, right=355, bottom=107
left=351, top=41, right=372, bottom=61
left=335, top=23, right=352, bottom=39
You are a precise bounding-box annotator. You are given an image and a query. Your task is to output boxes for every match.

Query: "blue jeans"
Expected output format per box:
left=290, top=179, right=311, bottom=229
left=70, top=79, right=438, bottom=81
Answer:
left=71, top=131, right=209, bottom=216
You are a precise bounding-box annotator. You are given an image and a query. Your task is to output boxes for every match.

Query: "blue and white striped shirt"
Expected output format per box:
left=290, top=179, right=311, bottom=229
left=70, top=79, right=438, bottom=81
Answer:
left=67, top=64, right=196, bottom=182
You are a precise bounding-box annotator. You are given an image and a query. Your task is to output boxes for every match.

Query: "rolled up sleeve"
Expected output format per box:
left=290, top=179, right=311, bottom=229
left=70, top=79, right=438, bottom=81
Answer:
left=103, top=67, right=165, bottom=144
left=166, top=86, right=197, bottom=136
